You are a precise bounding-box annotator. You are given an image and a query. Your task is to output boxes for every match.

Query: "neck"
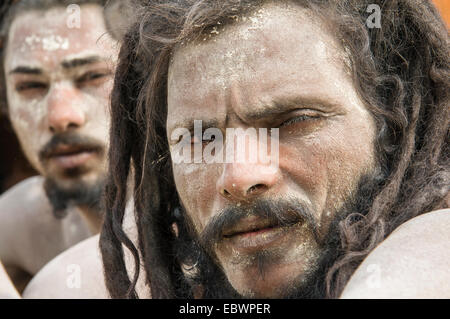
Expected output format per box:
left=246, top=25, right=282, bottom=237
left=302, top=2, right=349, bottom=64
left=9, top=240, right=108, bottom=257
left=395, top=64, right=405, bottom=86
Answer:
left=77, top=204, right=103, bottom=234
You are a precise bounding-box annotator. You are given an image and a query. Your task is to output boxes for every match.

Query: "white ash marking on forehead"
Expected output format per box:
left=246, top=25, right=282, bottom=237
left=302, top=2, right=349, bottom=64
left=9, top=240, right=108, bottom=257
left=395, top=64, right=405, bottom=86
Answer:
left=22, top=34, right=70, bottom=52
left=42, top=35, right=70, bottom=51
left=170, top=2, right=347, bottom=100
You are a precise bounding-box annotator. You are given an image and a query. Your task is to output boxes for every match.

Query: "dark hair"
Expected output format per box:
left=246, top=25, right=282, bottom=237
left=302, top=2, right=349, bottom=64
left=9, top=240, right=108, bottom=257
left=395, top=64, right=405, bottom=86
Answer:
left=100, top=0, right=449, bottom=299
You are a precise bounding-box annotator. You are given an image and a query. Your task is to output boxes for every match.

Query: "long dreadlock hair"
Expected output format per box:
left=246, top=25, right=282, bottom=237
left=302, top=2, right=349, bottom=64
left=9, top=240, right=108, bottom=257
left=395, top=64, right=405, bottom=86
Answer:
left=100, top=0, right=449, bottom=299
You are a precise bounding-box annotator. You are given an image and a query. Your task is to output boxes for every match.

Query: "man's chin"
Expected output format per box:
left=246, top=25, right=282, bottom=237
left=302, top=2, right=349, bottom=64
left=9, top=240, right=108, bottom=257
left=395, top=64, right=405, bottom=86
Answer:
left=43, top=173, right=106, bottom=218
left=226, top=266, right=309, bottom=298
left=217, top=236, right=333, bottom=298
left=47, top=164, right=94, bottom=181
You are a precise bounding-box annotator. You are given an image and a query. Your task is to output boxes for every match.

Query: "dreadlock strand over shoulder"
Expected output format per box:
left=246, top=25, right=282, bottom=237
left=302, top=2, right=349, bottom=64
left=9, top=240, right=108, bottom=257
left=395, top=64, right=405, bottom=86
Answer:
left=100, top=23, right=142, bottom=299
left=101, top=0, right=449, bottom=299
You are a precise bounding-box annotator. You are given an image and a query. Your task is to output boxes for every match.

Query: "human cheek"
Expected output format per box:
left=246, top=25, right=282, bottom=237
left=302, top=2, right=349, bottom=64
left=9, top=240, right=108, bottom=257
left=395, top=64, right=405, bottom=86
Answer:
left=319, top=120, right=376, bottom=228
left=80, top=90, right=110, bottom=140
left=278, top=137, right=329, bottom=216
left=279, top=130, right=357, bottom=240
left=8, top=98, right=48, bottom=171
left=172, top=163, right=219, bottom=230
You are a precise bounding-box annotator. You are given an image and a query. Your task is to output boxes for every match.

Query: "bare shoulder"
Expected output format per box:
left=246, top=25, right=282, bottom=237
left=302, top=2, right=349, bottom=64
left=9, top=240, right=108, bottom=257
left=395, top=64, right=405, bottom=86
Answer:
left=0, top=176, right=55, bottom=232
left=22, top=234, right=108, bottom=299
left=0, top=176, right=92, bottom=273
left=23, top=202, right=151, bottom=299
left=0, top=177, right=48, bottom=262
left=0, top=176, right=48, bottom=219
left=394, top=208, right=450, bottom=230
left=341, top=209, right=450, bottom=298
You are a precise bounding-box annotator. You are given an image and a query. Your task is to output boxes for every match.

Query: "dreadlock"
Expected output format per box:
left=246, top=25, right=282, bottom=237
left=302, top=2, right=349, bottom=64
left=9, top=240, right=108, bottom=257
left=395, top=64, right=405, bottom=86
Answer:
left=100, top=0, right=449, bottom=299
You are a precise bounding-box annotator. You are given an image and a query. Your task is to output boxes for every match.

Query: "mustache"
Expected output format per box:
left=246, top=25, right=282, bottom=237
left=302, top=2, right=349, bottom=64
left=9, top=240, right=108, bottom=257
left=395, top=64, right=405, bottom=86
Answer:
left=198, top=198, right=319, bottom=253
left=39, top=132, right=105, bottom=161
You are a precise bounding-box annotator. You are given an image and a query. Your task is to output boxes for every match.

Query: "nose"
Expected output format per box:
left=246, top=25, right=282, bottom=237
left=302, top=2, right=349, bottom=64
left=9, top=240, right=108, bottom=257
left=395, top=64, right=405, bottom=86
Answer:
left=216, top=162, right=280, bottom=201
left=47, top=83, right=85, bottom=133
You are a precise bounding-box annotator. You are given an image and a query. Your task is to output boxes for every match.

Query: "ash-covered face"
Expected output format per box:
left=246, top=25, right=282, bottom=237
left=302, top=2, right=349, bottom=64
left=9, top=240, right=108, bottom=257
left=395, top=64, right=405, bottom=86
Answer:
left=4, top=4, right=119, bottom=212
left=167, top=3, right=377, bottom=298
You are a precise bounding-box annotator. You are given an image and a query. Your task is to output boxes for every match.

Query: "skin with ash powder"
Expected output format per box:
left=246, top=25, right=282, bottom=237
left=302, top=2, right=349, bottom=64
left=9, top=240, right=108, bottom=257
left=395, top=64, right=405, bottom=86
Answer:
left=0, top=3, right=118, bottom=293
left=167, top=3, right=377, bottom=298
left=11, top=0, right=450, bottom=300
left=5, top=5, right=117, bottom=177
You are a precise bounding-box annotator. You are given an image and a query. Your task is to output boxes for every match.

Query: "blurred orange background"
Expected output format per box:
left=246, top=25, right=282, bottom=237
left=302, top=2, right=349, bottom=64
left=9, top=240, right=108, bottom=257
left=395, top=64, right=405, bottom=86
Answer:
left=433, top=0, right=450, bottom=27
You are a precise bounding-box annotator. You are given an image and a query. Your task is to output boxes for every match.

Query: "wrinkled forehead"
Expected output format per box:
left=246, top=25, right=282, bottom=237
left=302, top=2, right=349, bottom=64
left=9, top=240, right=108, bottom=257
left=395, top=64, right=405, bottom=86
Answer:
left=5, top=4, right=117, bottom=70
left=167, top=2, right=348, bottom=120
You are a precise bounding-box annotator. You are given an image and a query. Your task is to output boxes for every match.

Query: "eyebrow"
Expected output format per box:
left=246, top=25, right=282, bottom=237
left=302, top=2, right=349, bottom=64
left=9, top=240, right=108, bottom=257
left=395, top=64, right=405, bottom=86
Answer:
left=169, top=96, right=341, bottom=132
left=61, top=55, right=103, bottom=70
left=9, top=66, right=43, bottom=75
left=8, top=55, right=105, bottom=76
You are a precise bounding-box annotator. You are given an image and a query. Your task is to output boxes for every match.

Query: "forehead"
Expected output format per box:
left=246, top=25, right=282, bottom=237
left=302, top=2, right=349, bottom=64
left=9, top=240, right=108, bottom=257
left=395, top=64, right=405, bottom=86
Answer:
left=167, top=2, right=353, bottom=127
left=6, top=4, right=116, bottom=70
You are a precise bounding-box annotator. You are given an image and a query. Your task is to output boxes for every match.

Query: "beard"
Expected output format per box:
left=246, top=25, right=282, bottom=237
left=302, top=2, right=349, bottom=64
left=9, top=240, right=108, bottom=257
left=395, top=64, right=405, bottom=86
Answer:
left=39, top=132, right=107, bottom=219
left=43, top=176, right=106, bottom=219
left=173, top=168, right=385, bottom=299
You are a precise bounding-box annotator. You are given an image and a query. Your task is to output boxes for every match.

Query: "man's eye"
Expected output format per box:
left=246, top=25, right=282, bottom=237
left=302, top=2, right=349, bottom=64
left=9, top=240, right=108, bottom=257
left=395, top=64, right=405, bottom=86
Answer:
left=190, top=134, right=215, bottom=145
left=280, top=114, right=320, bottom=127
left=16, top=82, right=48, bottom=92
left=76, top=71, right=110, bottom=86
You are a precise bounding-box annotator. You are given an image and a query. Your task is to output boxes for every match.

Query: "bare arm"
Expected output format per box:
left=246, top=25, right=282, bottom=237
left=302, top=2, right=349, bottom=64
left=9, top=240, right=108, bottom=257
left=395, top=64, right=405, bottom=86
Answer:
left=340, top=209, right=450, bottom=298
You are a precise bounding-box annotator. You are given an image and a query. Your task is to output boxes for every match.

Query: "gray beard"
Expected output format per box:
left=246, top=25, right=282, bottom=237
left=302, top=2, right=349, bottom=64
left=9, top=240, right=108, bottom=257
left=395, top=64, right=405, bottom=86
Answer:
left=173, top=168, right=386, bottom=298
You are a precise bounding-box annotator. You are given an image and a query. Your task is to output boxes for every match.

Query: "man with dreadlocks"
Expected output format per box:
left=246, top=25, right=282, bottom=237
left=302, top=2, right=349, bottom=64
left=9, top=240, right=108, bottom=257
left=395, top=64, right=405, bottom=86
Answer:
left=17, top=0, right=449, bottom=299
left=0, top=0, right=128, bottom=294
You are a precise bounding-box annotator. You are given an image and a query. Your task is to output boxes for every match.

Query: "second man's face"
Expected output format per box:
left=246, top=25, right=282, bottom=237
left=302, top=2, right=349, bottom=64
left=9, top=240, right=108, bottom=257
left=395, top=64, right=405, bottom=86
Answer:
left=4, top=4, right=119, bottom=193
left=167, top=3, right=377, bottom=298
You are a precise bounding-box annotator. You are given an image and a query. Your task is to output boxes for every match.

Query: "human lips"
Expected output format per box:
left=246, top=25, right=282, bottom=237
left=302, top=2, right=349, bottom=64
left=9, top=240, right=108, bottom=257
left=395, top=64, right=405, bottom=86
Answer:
left=221, top=215, right=302, bottom=252
left=46, top=144, right=100, bottom=169
left=222, top=215, right=280, bottom=238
